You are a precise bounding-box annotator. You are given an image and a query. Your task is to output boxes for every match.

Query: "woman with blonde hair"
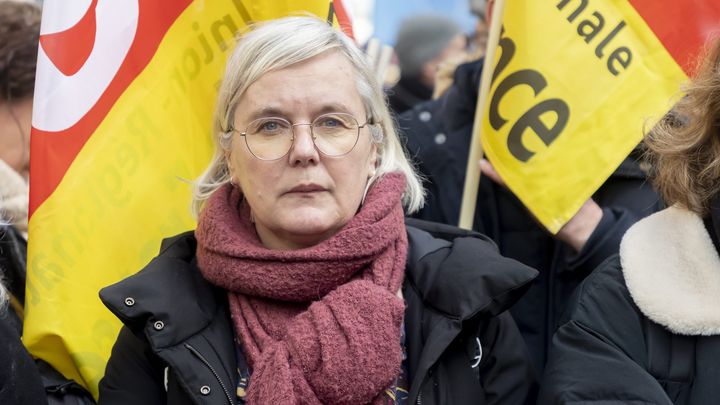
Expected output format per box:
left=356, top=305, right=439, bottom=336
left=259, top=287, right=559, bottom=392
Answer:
left=98, top=16, right=537, bottom=405
left=540, top=38, right=720, bottom=404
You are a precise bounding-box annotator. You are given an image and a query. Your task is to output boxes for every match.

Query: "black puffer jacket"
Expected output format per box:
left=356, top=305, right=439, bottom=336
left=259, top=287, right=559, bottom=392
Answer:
left=397, top=60, right=662, bottom=372
left=98, top=220, right=538, bottom=405
left=541, top=206, right=720, bottom=404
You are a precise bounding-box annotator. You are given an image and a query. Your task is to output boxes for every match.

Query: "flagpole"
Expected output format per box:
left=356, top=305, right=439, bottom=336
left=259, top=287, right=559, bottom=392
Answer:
left=458, top=0, right=506, bottom=229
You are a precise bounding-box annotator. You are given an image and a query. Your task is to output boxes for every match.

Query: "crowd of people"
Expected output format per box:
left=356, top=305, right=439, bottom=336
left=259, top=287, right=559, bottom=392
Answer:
left=1, top=0, right=718, bottom=404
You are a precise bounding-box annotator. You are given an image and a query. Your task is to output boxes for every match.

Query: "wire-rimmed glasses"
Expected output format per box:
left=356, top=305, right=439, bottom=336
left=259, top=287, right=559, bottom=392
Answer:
left=232, top=112, right=370, bottom=160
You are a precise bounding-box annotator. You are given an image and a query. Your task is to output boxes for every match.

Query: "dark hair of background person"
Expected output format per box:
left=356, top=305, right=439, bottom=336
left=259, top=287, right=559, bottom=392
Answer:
left=0, top=1, right=42, bottom=102
left=644, top=36, right=720, bottom=217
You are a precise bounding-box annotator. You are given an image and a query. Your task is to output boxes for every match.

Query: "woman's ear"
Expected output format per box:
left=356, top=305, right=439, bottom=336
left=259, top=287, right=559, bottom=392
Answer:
left=367, top=145, right=378, bottom=179
left=225, top=150, right=237, bottom=184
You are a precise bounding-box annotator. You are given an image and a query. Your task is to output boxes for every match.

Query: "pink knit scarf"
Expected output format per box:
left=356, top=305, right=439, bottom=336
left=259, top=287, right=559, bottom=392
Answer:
left=196, top=172, right=408, bottom=404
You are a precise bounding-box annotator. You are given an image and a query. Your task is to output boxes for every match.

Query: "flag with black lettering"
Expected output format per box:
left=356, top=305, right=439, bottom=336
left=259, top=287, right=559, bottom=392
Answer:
left=25, top=0, right=352, bottom=397
left=481, top=0, right=720, bottom=232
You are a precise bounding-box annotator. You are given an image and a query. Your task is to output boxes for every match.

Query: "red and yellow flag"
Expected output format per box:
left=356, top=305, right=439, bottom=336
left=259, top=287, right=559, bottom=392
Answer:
left=25, top=0, right=352, bottom=397
left=481, top=0, right=720, bottom=232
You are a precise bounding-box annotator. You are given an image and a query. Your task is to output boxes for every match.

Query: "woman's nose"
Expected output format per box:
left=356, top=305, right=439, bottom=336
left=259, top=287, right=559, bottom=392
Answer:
left=288, top=124, right=319, bottom=166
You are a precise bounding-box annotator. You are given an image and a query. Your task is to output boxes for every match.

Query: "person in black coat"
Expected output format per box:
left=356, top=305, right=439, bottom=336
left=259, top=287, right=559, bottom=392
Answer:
left=0, top=3, right=97, bottom=403
left=98, top=16, right=538, bottom=405
left=397, top=58, right=661, bottom=372
left=99, top=220, right=538, bottom=405
left=540, top=38, right=720, bottom=405
left=387, top=14, right=467, bottom=116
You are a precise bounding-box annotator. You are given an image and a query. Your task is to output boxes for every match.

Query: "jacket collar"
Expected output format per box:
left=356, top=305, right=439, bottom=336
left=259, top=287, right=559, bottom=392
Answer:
left=620, top=205, right=720, bottom=335
left=99, top=232, right=223, bottom=349
left=405, top=225, right=537, bottom=321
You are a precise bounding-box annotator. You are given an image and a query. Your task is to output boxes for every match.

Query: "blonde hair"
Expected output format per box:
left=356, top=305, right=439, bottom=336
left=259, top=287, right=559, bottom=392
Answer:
left=644, top=37, right=720, bottom=216
left=192, top=16, right=424, bottom=215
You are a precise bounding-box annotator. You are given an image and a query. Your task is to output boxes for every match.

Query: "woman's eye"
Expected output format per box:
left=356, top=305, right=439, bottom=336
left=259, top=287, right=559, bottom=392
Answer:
left=253, top=119, right=288, bottom=134
left=319, top=118, right=340, bottom=127
left=262, top=121, right=279, bottom=131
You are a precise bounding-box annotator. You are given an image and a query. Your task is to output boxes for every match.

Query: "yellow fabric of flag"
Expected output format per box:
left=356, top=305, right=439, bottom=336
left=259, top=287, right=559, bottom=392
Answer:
left=25, top=1, right=342, bottom=398
left=481, top=0, right=686, bottom=233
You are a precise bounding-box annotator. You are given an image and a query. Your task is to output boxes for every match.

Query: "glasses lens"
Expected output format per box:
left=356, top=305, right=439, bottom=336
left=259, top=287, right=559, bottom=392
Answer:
left=245, top=117, right=293, bottom=160
left=312, top=113, right=360, bottom=156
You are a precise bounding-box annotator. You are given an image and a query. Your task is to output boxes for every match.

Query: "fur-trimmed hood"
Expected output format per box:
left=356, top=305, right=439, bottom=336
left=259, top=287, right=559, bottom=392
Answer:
left=620, top=205, right=720, bottom=335
left=0, top=159, right=28, bottom=238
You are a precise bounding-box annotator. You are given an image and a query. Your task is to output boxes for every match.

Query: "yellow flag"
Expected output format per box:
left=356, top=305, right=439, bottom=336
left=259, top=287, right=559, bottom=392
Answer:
left=26, top=0, right=352, bottom=397
left=481, top=0, right=717, bottom=232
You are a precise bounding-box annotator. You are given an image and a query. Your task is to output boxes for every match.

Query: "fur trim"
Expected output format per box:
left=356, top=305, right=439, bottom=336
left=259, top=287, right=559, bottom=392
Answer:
left=620, top=206, right=720, bottom=335
left=0, top=159, right=28, bottom=238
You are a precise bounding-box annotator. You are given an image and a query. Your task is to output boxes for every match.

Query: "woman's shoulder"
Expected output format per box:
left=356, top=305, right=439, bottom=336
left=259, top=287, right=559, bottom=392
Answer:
left=98, top=231, right=221, bottom=341
left=561, top=252, right=683, bottom=368
left=100, top=231, right=200, bottom=300
left=404, top=219, right=538, bottom=320
left=569, top=204, right=717, bottom=331
left=155, top=230, right=197, bottom=260
left=405, top=217, right=497, bottom=261
left=565, top=254, right=634, bottom=324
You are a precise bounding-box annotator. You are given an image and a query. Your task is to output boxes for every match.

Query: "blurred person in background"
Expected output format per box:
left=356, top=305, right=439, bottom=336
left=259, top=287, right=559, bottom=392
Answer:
left=468, top=0, right=489, bottom=57
left=388, top=14, right=467, bottom=115
left=0, top=0, right=40, bottom=342
left=0, top=0, right=35, bottom=237
left=0, top=2, right=96, bottom=403
left=1, top=7, right=48, bottom=390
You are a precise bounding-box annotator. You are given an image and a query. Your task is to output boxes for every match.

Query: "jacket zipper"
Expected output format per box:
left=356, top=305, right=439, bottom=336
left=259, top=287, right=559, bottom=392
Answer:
left=185, top=343, right=234, bottom=405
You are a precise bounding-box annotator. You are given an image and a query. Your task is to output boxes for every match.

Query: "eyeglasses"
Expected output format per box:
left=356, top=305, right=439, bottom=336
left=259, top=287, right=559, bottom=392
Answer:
left=232, top=112, right=370, bottom=160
